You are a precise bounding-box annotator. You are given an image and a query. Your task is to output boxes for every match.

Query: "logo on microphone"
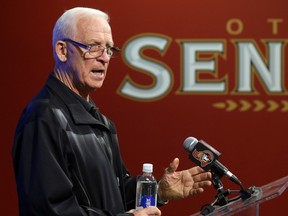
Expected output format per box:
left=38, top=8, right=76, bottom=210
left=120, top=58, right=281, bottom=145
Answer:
left=192, top=149, right=214, bottom=167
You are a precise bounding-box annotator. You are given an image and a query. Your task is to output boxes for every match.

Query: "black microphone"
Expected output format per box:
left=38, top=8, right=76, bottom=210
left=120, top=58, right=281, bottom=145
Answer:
left=183, top=136, right=242, bottom=187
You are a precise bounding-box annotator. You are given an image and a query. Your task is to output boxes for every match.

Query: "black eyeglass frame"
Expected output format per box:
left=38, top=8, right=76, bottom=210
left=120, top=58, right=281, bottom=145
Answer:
left=64, top=38, right=120, bottom=58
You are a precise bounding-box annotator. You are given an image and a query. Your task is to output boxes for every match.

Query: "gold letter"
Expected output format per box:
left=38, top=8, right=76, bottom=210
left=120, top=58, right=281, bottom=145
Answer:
left=226, top=19, right=243, bottom=35
left=267, top=18, right=283, bottom=35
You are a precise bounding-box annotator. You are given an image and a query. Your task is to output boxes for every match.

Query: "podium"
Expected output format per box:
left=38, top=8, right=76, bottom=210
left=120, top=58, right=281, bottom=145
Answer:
left=191, top=175, right=288, bottom=216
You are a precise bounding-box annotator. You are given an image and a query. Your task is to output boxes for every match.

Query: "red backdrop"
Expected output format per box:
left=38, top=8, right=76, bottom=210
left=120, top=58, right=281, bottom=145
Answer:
left=1, top=0, right=287, bottom=215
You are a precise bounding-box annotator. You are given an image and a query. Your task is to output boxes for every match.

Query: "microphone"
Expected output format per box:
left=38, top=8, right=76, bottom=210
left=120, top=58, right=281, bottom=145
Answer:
left=183, top=136, right=242, bottom=187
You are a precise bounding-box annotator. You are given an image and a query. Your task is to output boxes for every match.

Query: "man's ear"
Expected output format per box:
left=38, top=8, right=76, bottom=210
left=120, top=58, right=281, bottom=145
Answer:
left=55, top=41, right=67, bottom=62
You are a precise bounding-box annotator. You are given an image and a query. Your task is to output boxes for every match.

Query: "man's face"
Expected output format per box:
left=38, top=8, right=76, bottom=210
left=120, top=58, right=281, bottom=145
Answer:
left=66, top=16, right=114, bottom=96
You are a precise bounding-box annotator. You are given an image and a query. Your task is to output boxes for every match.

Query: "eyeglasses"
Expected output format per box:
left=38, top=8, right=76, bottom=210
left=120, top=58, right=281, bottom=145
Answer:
left=64, top=38, right=120, bottom=58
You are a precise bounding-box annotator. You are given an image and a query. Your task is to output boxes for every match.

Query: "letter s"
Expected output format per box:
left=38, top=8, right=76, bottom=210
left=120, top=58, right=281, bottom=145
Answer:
left=118, top=34, right=173, bottom=101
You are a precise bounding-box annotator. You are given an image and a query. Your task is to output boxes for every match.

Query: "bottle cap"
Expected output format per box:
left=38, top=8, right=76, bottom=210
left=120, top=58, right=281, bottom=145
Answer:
left=143, top=163, right=153, bottom=173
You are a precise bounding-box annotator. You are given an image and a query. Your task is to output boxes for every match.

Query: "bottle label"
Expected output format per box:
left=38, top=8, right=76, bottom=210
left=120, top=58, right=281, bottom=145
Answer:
left=141, top=195, right=156, bottom=208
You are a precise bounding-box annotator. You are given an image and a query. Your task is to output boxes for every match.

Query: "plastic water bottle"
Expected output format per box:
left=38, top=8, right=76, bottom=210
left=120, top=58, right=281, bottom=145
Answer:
left=135, top=163, right=158, bottom=209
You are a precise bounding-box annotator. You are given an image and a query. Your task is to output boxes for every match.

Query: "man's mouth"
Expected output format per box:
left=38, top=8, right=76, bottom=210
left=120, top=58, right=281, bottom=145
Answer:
left=91, top=70, right=105, bottom=78
left=92, top=69, right=104, bottom=74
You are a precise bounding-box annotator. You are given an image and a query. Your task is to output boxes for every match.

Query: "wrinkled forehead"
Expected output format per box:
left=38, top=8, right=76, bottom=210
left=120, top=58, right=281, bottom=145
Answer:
left=75, top=16, right=113, bottom=44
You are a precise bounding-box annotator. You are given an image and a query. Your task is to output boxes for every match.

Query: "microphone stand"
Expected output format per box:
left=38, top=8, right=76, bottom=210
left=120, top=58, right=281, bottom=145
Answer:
left=211, top=172, right=229, bottom=206
left=200, top=171, right=246, bottom=215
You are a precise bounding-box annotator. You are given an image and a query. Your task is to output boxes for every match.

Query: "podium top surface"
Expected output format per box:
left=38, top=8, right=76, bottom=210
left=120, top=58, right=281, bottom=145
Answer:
left=190, top=175, right=288, bottom=216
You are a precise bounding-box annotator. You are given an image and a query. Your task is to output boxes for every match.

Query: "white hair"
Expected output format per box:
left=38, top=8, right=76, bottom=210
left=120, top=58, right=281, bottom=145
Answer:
left=52, top=7, right=110, bottom=61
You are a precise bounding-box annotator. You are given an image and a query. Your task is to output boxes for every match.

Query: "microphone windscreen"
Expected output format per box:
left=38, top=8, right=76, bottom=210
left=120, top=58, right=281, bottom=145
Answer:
left=183, top=137, right=198, bottom=152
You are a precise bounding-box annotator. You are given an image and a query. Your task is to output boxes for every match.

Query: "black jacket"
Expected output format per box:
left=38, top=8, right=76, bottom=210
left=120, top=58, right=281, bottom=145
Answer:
left=13, top=74, right=136, bottom=216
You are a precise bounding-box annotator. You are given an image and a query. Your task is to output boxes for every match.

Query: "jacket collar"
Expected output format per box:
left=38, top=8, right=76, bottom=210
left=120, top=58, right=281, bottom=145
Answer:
left=46, top=74, right=109, bottom=130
